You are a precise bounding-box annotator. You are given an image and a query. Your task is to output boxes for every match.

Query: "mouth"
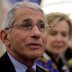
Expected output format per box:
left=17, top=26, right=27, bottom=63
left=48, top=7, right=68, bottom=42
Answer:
left=53, top=45, right=64, bottom=48
left=27, top=43, right=42, bottom=50
left=52, top=42, right=64, bottom=48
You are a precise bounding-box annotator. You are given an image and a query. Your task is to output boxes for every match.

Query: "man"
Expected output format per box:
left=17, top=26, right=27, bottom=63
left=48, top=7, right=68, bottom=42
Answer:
left=0, top=2, right=48, bottom=72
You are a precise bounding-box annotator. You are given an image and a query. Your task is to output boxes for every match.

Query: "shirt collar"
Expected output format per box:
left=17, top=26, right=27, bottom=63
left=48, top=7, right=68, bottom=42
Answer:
left=8, top=53, right=36, bottom=72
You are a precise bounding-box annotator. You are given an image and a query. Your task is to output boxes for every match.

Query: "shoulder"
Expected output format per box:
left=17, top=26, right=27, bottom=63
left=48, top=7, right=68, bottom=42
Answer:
left=0, top=52, right=10, bottom=64
left=0, top=52, right=16, bottom=72
left=36, top=53, right=55, bottom=72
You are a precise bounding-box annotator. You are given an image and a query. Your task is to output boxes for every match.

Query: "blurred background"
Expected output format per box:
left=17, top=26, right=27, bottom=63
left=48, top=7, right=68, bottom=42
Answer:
left=0, top=0, right=72, bottom=56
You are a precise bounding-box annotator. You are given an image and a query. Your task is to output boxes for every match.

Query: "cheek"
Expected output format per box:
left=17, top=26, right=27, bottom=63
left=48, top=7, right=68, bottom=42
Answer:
left=13, top=31, right=29, bottom=40
left=63, top=37, right=70, bottom=45
left=9, top=32, right=28, bottom=47
left=46, top=36, right=56, bottom=51
left=47, top=36, right=54, bottom=45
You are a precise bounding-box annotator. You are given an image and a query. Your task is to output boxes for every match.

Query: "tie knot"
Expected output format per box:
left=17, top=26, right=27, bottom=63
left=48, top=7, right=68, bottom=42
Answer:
left=26, top=67, right=35, bottom=72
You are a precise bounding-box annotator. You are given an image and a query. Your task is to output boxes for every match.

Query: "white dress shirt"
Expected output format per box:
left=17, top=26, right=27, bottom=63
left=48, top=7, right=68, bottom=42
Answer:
left=8, top=53, right=36, bottom=72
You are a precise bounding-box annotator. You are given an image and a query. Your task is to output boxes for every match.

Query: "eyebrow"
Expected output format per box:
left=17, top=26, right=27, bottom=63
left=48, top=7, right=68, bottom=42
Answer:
left=22, top=18, right=31, bottom=22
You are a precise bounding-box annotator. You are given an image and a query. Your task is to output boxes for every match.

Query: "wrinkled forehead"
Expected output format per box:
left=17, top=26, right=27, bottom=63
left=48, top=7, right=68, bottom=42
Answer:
left=15, top=7, right=43, bottom=16
left=14, top=7, right=46, bottom=23
left=7, top=7, right=47, bottom=28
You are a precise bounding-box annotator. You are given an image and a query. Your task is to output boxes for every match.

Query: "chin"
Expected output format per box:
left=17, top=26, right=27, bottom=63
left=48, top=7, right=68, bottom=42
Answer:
left=52, top=50, right=64, bottom=55
left=30, top=52, right=43, bottom=59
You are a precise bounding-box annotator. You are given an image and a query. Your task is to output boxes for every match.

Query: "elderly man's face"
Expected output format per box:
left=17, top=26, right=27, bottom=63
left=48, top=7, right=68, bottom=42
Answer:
left=6, top=7, right=47, bottom=59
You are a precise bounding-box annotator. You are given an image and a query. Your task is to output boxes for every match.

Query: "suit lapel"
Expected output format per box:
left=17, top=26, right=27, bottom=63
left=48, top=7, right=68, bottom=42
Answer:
left=0, top=52, right=16, bottom=72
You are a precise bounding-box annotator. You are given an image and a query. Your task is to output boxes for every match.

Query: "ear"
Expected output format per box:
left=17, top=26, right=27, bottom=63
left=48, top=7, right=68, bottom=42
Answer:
left=0, top=30, right=10, bottom=46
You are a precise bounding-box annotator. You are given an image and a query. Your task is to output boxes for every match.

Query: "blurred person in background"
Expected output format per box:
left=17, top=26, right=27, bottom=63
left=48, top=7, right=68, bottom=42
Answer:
left=36, top=12, right=72, bottom=72
left=0, top=2, right=48, bottom=72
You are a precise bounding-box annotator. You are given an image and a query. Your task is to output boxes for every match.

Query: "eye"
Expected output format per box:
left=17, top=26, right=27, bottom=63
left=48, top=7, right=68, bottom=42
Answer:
left=37, top=20, right=45, bottom=29
left=21, top=19, right=32, bottom=28
left=40, top=23, right=45, bottom=28
left=49, top=31, right=57, bottom=36
left=21, top=22, right=31, bottom=27
left=61, top=32, right=68, bottom=37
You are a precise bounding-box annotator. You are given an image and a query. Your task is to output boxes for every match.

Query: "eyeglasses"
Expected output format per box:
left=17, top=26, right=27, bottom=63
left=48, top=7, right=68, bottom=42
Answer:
left=5, top=19, right=50, bottom=32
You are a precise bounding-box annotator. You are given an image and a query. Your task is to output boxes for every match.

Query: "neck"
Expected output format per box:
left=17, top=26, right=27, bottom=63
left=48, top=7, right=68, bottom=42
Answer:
left=16, top=55, right=36, bottom=67
left=46, top=50, right=61, bottom=63
left=52, top=54, right=60, bottom=63
left=8, top=51, right=36, bottom=67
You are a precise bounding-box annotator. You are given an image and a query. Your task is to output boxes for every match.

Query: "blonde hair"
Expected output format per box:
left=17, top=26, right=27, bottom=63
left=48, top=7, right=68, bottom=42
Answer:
left=46, top=12, right=72, bottom=38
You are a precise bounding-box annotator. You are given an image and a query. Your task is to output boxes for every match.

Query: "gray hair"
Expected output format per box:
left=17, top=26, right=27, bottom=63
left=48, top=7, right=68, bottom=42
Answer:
left=2, top=2, right=44, bottom=30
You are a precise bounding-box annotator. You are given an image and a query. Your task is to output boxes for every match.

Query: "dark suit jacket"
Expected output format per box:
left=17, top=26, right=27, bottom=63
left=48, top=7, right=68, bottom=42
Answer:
left=0, top=52, right=47, bottom=72
left=64, top=48, right=72, bottom=72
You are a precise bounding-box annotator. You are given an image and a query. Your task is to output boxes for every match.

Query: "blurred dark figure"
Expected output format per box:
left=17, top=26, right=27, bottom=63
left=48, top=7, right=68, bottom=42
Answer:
left=64, top=47, right=72, bottom=72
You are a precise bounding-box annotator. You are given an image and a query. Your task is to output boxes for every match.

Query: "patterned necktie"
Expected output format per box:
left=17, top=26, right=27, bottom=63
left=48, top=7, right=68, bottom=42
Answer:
left=26, top=67, right=36, bottom=72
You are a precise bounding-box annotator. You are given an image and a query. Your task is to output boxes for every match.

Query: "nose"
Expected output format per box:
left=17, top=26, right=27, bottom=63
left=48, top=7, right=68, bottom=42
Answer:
left=56, top=34, right=63, bottom=42
left=31, top=26, right=41, bottom=39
